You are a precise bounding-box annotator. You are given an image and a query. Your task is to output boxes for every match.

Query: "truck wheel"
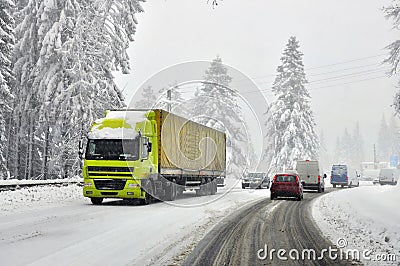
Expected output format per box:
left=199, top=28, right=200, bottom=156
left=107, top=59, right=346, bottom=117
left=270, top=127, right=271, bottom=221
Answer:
left=141, top=193, right=151, bottom=205
left=205, top=178, right=210, bottom=195
left=211, top=180, right=217, bottom=195
left=341, top=185, right=344, bottom=188
left=91, top=198, right=103, bottom=205
left=317, top=185, right=322, bottom=193
left=165, top=180, right=177, bottom=201
left=297, top=195, right=302, bottom=201
left=349, top=182, right=352, bottom=188
left=141, top=190, right=153, bottom=205
left=176, top=187, right=184, bottom=198
left=333, top=184, right=336, bottom=188
left=196, top=178, right=207, bottom=196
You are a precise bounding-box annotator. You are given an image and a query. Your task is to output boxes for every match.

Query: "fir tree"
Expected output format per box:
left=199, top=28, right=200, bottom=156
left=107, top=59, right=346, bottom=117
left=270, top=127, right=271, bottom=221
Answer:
left=266, top=36, right=320, bottom=174
left=383, top=3, right=400, bottom=114
left=191, top=56, right=247, bottom=176
left=135, top=85, right=157, bottom=109
left=0, top=0, right=14, bottom=179
left=377, top=114, right=391, bottom=161
left=377, top=114, right=398, bottom=162
left=318, top=130, right=331, bottom=172
left=340, top=128, right=352, bottom=165
left=351, top=122, right=364, bottom=168
left=333, top=136, right=341, bottom=163
left=8, top=0, right=144, bottom=179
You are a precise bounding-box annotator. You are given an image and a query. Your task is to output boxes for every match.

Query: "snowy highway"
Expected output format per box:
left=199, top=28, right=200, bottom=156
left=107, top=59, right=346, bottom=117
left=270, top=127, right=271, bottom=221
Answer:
left=0, top=180, right=269, bottom=266
left=1, top=181, right=399, bottom=265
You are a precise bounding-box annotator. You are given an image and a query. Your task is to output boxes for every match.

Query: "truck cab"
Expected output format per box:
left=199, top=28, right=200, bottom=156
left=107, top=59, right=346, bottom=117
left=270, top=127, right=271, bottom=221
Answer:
left=82, top=110, right=156, bottom=205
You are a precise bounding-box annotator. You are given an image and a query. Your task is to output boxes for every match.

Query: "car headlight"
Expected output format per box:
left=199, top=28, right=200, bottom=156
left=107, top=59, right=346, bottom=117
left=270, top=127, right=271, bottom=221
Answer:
left=84, top=182, right=92, bottom=187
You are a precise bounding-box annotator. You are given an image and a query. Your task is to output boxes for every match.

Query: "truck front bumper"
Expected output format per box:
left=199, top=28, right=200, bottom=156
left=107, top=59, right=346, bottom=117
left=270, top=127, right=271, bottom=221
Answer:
left=83, top=178, right=145, bottom=199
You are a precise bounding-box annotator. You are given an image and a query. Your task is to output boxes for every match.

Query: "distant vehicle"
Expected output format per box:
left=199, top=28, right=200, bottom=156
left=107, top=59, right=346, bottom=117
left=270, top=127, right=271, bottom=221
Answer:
left=295, top=160, right=325, bottom=193
left=362, top=169, right=380, bottom=182
left=372, top=178, right=380, bottom=185
left=362, top=176, right=373, bottom=181
left=378, top=168, right=400, bottom=185
left=330, top=165, right=359, bottom=188
left=270, top=173, right=303, bottom=201
left=242, top=172, right=269, bottom=189
left=348, top=169, right=360, bottom=187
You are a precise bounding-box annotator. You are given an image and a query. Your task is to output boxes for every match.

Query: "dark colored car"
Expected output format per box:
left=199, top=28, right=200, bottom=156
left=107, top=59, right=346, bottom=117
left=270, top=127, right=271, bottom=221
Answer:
left=270, top=173, right=303, bottom=201
left=242, top=172, right=269, bottom=189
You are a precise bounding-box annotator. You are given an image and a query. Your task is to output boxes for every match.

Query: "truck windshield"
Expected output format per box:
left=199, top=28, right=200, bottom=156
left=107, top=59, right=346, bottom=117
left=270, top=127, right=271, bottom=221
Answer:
left=85, top=139, right=140, bottom=161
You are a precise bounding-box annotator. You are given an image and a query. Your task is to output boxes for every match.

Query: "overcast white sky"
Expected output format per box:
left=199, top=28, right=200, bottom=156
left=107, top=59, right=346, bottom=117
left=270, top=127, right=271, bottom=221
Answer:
left=114, top=0, right=400, bottom=162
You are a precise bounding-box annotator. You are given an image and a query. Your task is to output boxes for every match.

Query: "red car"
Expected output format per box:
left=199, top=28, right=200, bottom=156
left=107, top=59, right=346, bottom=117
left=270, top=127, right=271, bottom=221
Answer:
left=270, top=173, right=303, bottom=201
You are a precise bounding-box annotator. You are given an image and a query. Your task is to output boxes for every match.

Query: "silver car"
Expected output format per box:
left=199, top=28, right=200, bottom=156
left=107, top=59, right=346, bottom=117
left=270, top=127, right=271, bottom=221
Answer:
left=242, top=172, right=269, bottom=189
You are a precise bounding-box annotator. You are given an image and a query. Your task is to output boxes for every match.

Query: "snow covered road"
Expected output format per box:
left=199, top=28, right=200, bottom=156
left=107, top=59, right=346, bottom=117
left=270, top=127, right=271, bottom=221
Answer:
left=0, top=180, right=269, bottom=266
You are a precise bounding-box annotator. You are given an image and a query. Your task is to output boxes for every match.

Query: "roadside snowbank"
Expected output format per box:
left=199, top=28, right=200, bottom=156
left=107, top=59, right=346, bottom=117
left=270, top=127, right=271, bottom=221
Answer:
left=0, top=183, right=82, bottom=214
left=312, top=183, right=400, bottom=265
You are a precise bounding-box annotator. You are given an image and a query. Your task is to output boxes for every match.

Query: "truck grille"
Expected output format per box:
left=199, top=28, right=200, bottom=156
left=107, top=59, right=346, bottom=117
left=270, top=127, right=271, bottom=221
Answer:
left=88, top=166, right=133, bottom=172
left=94, top=179, right=127, bottom=190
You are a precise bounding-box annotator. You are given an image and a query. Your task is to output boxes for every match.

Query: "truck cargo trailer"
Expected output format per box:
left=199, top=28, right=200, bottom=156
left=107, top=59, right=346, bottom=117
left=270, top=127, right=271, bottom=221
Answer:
left=81, top=109, right=226, bottom=205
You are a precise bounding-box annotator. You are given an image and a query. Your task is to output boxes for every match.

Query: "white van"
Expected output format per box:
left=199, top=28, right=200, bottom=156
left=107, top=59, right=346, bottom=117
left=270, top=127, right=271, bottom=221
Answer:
left=379, top=168, right=400, bottom=185
left=295, top=160, right=325, bottom=193
left=347, top=168, right=360, bottom=187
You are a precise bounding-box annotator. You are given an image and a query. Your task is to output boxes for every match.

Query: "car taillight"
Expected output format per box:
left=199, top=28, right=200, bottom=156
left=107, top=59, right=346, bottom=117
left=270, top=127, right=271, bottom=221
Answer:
left=296, top=176, right=299, bottom=183
left=346, top=176, right=348, bottom=181
left=318, top=175, right=321, bottom=183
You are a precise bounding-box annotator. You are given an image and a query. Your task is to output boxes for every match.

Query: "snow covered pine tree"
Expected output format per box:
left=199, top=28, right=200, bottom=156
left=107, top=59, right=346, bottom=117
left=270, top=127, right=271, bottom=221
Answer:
left=266, top=36, right=320, bottom=174
left=191, top=56, right=247, bottom=176
left=0, top=0, right=14, bottom=179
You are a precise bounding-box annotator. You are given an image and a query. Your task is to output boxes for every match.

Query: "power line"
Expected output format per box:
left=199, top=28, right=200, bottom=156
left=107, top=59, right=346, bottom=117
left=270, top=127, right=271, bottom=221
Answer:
left=240, top=74, right=392, bottom=95
left=230, top=53, right=389, bottom=84
left=307, top=53, right=388, bottom=70
left=308, top=75, right=390, bottom=91
left=308, top=67, right=391, bottom=85
left=245, top=66, right=390, bottom=87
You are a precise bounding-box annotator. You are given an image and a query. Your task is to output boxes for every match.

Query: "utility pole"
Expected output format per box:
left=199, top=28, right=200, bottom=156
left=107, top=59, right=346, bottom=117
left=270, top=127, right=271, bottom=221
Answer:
left=167, top=89, right=172, bottom=112
left=373, top=144, right=377, bottom=169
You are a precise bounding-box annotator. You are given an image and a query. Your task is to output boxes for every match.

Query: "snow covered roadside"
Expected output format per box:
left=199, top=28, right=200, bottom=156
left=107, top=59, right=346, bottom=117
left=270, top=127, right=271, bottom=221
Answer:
left=312, top=183, right=400, bottom=265
left=0, top=183, right=83, bottom=214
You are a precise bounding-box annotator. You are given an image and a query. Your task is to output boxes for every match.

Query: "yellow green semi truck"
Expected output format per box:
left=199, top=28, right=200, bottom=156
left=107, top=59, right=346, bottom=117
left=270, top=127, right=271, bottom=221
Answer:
left=81, top=109, right=226, bottom=205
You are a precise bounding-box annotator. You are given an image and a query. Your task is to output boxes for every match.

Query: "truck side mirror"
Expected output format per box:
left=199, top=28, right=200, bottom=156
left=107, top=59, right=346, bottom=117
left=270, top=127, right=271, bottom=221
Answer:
left=148, top=142, right=152, bottom=153
left=323, top=174, right=327, bottom=179
left=78, top=139, right=84, bottom=160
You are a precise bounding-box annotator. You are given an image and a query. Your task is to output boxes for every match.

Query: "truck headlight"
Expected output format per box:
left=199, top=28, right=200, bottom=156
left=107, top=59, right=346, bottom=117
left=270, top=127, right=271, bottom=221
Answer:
left=128, top=183, right=140, bottom=188
left=84, top=182, right=92, bottom=187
